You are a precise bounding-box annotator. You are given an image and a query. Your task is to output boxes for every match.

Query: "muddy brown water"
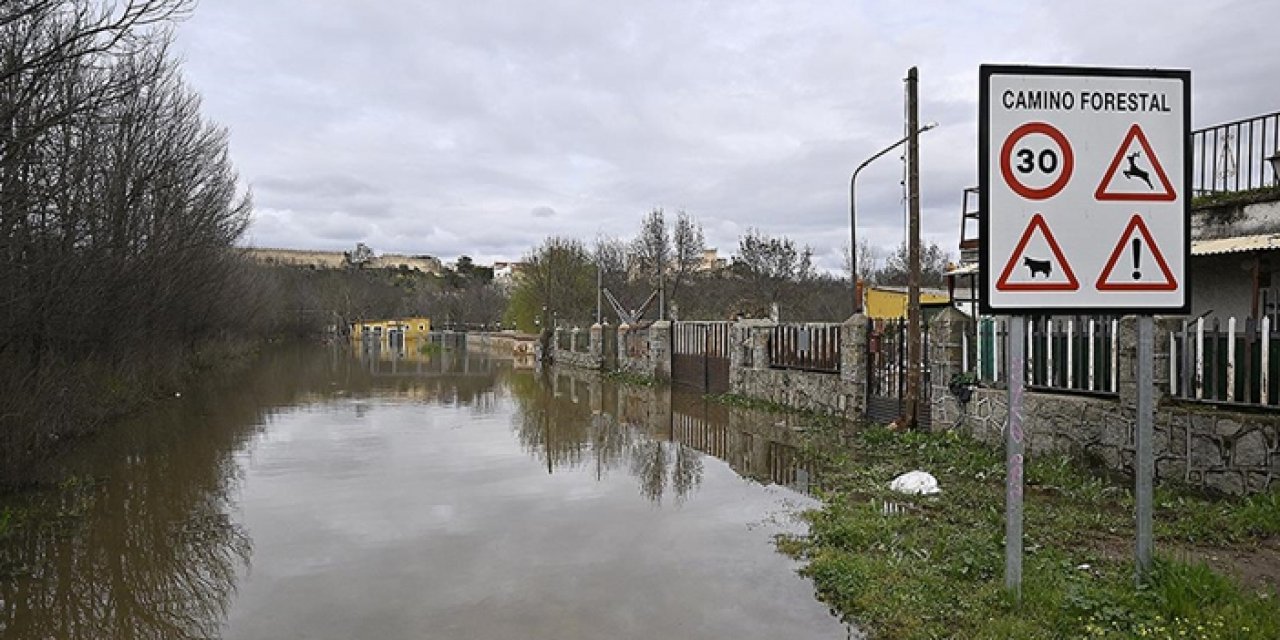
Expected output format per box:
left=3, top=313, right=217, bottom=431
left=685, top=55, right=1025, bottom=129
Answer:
left=0, top=344, right=851, bottom=639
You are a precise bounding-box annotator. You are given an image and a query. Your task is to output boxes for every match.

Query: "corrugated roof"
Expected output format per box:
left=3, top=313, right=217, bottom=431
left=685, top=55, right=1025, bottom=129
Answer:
left=1193, top=234, right=1280, bottom=256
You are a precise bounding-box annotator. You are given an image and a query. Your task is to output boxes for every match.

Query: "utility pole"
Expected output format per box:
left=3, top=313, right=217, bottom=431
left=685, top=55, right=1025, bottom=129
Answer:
left=905, top=66, right=922, bottom=429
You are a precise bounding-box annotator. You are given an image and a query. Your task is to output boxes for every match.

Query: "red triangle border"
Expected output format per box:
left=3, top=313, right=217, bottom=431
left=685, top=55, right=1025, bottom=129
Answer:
left=995, top=213, right=1080, bottom=292
left=1095, top=214, right=1178, bottom=291
left=1094, top=124, right=1177, bottom=202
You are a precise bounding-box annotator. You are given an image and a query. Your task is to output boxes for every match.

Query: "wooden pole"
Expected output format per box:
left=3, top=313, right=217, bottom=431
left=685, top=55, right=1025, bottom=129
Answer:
left=905, top=66, right=922, bottom=428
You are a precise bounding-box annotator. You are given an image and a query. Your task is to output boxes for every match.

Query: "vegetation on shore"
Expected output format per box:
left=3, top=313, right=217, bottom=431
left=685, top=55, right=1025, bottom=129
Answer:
left=777, top=416, right=1280, bottom=639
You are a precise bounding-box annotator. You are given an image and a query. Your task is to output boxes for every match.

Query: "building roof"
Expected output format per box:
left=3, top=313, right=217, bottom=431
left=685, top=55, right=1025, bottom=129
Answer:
left=1192, top=233, right=1280, bottom=256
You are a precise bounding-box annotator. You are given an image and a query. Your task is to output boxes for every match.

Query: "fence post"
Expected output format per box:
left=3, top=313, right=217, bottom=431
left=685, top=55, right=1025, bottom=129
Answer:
left=928, top=307, right=971, bottom=432
left=651, top=320, right=672, bottom=382
left=590, top=322, right=604, bottom=369
left=841, top=313, right=868, bottom=417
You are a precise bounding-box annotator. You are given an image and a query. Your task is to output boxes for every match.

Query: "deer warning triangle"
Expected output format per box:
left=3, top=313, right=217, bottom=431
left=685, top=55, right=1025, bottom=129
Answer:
left=1094, top=124, right=1176, bottom=201
left=996, top=213, right=1080, bottom=291
left=1096, top=214, right=1177, bottom=291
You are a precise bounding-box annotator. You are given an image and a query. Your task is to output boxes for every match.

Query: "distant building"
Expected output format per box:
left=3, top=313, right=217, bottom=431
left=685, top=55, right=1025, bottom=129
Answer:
left=244, top=247, right=442, bottom=274
left=698, top=248, right=728, bottom=272
left=351, top=317, right=432, bottom=340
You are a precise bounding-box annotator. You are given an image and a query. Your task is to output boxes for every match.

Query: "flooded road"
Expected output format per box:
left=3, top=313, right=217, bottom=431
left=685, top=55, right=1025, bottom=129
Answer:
left=1, top=344, right=849, bottom=639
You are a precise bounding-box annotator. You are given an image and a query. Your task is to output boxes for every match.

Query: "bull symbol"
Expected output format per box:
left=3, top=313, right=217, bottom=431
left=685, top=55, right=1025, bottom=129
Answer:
left=1023, top=257, right=1052, bottom=278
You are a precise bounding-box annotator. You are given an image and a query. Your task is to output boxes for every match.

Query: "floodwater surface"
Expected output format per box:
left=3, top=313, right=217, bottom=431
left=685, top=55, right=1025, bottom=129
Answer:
left=0, top=344, right=850, bottom=639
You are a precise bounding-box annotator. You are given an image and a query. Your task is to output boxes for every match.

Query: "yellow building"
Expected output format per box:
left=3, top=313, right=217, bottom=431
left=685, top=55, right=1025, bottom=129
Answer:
left=351, top=317, right=431, bottom=339
left=863, top=286, right=951, bottom=319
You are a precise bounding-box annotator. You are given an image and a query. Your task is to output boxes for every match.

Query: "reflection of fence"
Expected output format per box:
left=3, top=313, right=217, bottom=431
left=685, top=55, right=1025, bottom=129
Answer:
left=1171, top=316, right=1280, bottom=406
left=768, top=323, right=840, bottom=373
left=1192, top=110, right=1280, bottom=194
left=971, top=316, right=1118, bottom=395
left=671, top=400, right=810, bottom=493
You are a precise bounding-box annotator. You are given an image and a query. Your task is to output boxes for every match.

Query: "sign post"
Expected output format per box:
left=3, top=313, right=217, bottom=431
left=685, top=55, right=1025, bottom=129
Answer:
left=980, top=65, right=1189, bottom=589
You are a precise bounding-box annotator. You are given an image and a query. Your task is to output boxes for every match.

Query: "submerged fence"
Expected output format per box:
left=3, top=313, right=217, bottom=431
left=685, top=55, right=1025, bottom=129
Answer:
left=969, top=316, right=1119, bottom=395
left=1170, top=316, right=1280, bottom=406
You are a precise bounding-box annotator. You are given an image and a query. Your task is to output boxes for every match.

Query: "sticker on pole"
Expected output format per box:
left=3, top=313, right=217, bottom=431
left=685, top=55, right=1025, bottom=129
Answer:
left=1096, top=214, right=1177, bottom=291
left=1094, top=124, right=1176, bottom=201
left=995, top=213, right=1080, bottom=291
left=1000, top=122, right=1074, bottom=200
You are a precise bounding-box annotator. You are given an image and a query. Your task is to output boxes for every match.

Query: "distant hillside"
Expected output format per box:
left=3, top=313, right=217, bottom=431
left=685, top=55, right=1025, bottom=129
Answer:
left=243, top=248, right=443, bottom=274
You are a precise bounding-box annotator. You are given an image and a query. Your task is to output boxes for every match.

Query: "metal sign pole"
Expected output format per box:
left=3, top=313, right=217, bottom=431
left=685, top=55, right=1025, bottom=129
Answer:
left=1005, top=315, right=1025, bottom=601
left=1136, top=315, right=1154, bottom=581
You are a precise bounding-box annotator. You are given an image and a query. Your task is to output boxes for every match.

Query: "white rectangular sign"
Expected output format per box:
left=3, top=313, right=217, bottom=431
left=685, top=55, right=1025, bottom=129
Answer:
left=980, top=65, right=1190, bottom=314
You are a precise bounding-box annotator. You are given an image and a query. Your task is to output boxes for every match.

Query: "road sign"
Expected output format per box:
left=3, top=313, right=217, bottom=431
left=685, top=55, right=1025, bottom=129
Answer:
left=980, top=65, right=1190, bottom=314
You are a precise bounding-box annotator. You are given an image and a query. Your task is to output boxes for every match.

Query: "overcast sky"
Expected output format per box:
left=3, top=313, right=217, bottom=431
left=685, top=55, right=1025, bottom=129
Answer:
left=173, top=0, right=1280, bottom=271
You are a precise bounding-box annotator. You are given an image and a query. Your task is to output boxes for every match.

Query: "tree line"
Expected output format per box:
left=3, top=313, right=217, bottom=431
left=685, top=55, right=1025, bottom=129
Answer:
left=0, top=0, right=282, bottom=478
left=506, top=209, right=952, bottom=331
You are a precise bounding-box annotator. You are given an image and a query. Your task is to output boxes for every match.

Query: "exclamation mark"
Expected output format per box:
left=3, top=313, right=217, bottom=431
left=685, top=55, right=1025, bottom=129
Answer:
left=1131, top=238, right=1142, bottom=280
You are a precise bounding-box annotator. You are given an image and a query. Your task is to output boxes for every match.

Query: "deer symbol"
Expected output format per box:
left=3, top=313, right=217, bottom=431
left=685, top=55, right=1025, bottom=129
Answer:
left=1123, top=152, right=1153, bottom=190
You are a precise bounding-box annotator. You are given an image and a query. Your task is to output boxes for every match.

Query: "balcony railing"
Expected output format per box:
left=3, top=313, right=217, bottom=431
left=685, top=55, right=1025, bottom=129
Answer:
left=1192, top=110, right=1280, bottom=195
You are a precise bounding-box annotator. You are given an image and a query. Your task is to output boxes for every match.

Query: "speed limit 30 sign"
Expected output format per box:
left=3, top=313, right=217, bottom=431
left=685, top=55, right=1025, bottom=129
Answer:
left=979, top=65, right=1190, bottom=314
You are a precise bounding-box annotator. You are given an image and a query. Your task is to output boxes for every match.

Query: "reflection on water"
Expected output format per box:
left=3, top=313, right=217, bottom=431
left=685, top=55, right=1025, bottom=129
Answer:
left=1, top=344, right=842, bottom=640
left=511, top=369, right=815, bottom=504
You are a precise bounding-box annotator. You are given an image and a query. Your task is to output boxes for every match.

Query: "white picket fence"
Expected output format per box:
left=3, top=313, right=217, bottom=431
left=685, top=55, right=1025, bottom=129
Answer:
left=1169, top=315, right=1275, bottom=406
left=966, top=316, right=1120, bottom=394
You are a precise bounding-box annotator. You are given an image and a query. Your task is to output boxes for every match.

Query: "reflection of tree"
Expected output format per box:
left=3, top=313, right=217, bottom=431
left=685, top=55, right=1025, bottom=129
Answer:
left=508, top=371, right=704, bottom=504
left=0, top=343, right=511, bottom=639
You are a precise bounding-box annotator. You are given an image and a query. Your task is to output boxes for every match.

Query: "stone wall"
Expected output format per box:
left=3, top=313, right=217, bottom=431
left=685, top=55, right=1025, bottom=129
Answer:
left=728, top=319, right=864, bottom=417
left=929, top=311, right=1280, bottom=495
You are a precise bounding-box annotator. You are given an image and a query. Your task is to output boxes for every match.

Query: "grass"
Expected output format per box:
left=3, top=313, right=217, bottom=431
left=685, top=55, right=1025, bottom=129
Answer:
left=776, top=419, right=1280, bottom=639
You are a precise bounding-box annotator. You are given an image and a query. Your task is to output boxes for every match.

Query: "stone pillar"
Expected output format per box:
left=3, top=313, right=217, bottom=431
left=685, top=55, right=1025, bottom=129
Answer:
left=650, top=320, right=672, bottom=382
left=553, top=327, right=564, bottom=360
left=927, top=308, right=973, bottom=432
left=571, top=326, right=581, bottom=354
left=840, top=314, right=868, bottom=416
left=1115, top=316, right=1139, bottom=410
left=590, top=322, right=603, bottom=368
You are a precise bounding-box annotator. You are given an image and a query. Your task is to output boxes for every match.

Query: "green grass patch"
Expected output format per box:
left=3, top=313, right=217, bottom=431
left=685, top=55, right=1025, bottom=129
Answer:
left=779, top=421, right=1280, bottom=639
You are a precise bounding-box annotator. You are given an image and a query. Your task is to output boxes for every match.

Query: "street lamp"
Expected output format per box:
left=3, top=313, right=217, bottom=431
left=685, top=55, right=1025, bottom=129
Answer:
left=849, top=121, right=938, bottom=313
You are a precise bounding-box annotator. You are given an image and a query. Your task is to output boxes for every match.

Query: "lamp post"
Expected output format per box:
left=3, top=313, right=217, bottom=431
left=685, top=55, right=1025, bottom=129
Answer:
left=849, top=121, right=938, bottom=313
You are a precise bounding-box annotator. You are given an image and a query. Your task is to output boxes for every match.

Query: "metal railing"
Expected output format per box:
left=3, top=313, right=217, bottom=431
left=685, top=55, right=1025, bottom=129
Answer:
left=768, top=323, right=841, bottom=373
left=1192, top=110, right=1280, bottom=195
left=1170, top=315, right=1279, bottom=407
left=970, top=316, right=1119, bottom=395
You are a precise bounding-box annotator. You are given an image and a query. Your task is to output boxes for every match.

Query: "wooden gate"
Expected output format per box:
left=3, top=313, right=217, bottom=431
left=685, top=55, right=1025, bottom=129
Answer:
left=865, top=317, right=931, bottom=429
left=672, top=321, right=731, bottom=394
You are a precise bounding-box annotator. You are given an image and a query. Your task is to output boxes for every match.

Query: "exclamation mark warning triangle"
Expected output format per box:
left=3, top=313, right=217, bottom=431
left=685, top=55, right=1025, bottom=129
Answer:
left=995, top=213, right=1080, bottom=291
left=1096, top=215, right=1178, bottom=291
left=1095, top=124, right=1176, bottom=201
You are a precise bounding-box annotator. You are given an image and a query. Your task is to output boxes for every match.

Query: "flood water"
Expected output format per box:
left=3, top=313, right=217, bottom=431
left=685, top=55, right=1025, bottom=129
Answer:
left=0, top=343, right=850, bottom=639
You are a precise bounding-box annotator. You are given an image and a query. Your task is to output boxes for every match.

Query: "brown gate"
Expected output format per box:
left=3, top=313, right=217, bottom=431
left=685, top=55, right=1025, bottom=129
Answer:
left=865, top=317, right=931, bottom=429
left=672, top=321, right=731, bottom=394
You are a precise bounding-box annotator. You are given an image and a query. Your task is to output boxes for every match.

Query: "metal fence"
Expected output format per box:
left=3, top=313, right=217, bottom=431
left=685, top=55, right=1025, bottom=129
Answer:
left=970, top=316, right=1119, bottom=395
left=1170, top=315, right=1280, bottom=406
left=1192, top=109, right=1280, bottom=194
left=767, top=323, right=841, bottom=373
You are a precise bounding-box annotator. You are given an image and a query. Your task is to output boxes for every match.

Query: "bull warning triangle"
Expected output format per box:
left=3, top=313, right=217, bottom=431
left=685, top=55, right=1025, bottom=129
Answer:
left=1094, top=124, right=1176, bottom=201
left=995, top=213, right=1079, bottom=291
left=1096, top=214, right=1177, bottom=291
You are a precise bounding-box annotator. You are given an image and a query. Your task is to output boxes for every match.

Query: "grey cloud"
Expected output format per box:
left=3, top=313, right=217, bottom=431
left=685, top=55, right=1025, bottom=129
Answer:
left=176, top=0, right=1280, bottom=267
left=531, top=206, right=556, bottom=218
